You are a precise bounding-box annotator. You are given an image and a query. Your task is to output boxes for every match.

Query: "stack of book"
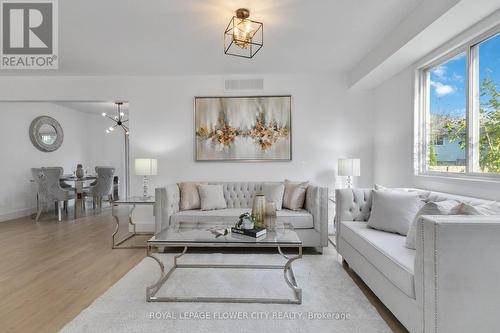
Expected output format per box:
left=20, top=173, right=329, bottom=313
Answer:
left=231, top=226, right=267, bottom=238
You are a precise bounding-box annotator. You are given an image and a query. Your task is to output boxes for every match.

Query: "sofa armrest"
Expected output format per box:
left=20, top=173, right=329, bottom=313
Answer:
left=154, top=184, right=180, bottom=234
left=414, top=215, right=500, bottom=333
left=304, top=185, right=328, bottom=246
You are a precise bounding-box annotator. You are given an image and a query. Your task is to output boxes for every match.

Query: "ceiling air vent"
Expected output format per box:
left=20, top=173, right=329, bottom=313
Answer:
left=224, top=78, right=264, bottom=91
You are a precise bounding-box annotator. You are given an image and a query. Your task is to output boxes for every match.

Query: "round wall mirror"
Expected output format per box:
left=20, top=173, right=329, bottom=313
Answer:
left=29, top=116, right=64, bottom=152
left=39, top=123, right=58, bottom=145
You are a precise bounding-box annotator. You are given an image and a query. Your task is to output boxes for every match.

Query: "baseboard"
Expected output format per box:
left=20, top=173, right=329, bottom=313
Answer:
left=0, top=207, right=36, bottom=222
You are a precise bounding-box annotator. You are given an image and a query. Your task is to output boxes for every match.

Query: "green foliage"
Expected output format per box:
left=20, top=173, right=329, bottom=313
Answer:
left=444, top=118, right=466, bottom=150
left=444, top=76, right=500, bottom=173
left=479, top=77, right=500, bottom=173
left=429, top=145, right=437, bottom=166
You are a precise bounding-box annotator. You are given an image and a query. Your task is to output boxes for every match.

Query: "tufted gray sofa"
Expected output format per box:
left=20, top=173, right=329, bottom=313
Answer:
left=336, top=188, right=500, bottom=333
left=155, top=182, right=328, bottom=250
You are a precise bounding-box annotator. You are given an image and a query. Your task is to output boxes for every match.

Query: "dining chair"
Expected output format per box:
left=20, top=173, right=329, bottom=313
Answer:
left=86, top=166, right=115, bottom=208
left=31, top=167, right=76, bottom=221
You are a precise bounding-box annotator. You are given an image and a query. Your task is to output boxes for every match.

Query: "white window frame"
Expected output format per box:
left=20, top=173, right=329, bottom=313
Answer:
left=415, top=23, right=500, bottom=180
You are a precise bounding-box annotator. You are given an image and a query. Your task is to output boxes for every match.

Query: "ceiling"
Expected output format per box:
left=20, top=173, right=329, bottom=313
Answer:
left=52, top=102, right=129, bottom=115
left=1, top=0, right=423, bottom=76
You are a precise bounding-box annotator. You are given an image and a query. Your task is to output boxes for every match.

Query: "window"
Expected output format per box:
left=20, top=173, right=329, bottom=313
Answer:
left=477, top=33, right=500, bottom=174
left=427, top=53, right=467, bottom=173
left=417, top=27, right=500, bottom=177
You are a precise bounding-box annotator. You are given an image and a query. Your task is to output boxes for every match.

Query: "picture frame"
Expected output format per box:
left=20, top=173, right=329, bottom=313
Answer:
left=194, top=95, right=292, bottom=161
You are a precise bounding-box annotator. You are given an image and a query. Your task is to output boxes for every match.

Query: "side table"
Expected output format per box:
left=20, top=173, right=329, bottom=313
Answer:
left=112, top=196, right=155, bottom=249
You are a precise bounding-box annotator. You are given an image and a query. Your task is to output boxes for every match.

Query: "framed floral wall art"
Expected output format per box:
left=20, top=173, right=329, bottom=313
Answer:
left=194, top=96, right=292, bottom=161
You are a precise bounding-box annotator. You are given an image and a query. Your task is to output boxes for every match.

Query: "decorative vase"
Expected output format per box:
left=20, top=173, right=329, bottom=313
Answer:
left=75, top=164, right=84, bottom=179
left=265, top=202, right=277, bottom=231
left=252, top=195, right=266, bottom=228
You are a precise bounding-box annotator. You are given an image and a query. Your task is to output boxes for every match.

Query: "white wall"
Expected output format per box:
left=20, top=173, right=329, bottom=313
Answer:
left=0, top=102, right=125, bottom=221
left=84, top=112, right=126, bottom=199
left=0, top=74, right=374, bottom=229
left=373, top=68, right=500, bottom=201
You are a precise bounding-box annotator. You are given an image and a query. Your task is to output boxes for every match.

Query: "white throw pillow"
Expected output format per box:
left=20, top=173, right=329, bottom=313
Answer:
left=197, top=185, right=227, bottom=211
left=367, top=190, right=424, bottom=236
left=405, top=200, right=460, bottom=250
left=260, top=183, right=285, bottom=210
left=374, top=184, right=431, bottom=201
left=449, top=202, right=500, bottom=215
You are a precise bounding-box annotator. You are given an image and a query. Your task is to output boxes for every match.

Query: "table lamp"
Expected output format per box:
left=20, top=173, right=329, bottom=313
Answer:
left=337, top=158, right=360, bottom=188
left=135, top=158, right=157, bottom=199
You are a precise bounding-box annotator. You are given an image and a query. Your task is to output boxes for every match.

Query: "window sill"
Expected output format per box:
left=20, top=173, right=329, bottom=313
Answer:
left=416, top=172, right=500, bottom=184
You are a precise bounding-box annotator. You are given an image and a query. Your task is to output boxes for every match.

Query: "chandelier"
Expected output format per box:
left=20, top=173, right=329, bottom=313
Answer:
left=102, top=102, right=129, bottom=135
left=224, top=8, right=263, bottom=58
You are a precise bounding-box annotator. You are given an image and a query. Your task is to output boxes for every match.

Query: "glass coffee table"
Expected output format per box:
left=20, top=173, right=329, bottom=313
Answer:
left=146, top=222, right=303, bottom=304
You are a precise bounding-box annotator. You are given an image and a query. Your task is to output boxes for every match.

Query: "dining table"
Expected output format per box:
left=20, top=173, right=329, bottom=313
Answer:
left=59, top=175, right=97, bottom=218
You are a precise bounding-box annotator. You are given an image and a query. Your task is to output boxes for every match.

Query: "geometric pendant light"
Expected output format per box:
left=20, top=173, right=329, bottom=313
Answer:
left=224, top=8, right=263, bottom=59
left=102, top=102, right=129, bottom=135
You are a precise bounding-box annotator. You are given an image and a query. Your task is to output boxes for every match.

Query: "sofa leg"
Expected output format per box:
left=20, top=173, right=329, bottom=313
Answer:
left=314, top=246, right=324, bottom=254
left=342, top=258, right=349, bottom=268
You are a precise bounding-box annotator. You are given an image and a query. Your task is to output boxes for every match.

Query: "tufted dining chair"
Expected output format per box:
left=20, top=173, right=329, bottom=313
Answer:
left=86, top=166, right=115, bottom=208
left=31, top=167, right=76, bottom=221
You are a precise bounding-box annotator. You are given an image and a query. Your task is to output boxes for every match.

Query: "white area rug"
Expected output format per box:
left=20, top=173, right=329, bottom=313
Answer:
left=61, top=245, right=390, bottom=333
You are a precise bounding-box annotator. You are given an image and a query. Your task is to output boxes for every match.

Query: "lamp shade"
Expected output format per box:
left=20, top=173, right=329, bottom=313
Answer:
left=337, top=158, right=360, bottom=177
left=135, top=158, right=157, bottom=176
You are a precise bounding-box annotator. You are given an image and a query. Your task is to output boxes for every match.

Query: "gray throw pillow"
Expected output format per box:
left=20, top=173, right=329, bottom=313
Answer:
left=367, top=190, right=424, bottom=236
left=179, top=182, right=207, bottom=211
left=283, top=180, right=309, bottom=211
left=405, top=200, right=460, bottom=250
left=260, top=183, right=285, bottom=210
left=197, top=185, right=227, bottom=211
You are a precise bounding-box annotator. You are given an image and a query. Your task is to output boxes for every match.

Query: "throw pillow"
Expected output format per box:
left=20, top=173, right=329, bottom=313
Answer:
left=405, top=200, right=460, bottom=250
left=449, top=202, right=500, bottom=215
left=283, top=180, right=309, bottom=211
left=367, top=190, right=424, bottom=236
left=197, top=185, right=227, bottom=211
left=374, top=184, right=431, bottom=201
left=260, top=183, right=285, bottom=210
left=178, top=182, right=207, bottom=211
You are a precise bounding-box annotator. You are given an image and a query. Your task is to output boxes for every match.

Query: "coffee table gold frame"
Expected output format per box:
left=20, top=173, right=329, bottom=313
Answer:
left=146, top=241, right=303, bottom=304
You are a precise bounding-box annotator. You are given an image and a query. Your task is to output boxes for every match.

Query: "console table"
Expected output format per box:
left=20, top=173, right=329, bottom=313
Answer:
left=111, top=196, right=155, bottom=249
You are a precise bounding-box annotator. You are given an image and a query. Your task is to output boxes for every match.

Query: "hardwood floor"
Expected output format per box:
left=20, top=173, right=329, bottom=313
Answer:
left=0, top=209, right=147, bottom=333
left=0, top=210, right=406, bottom=333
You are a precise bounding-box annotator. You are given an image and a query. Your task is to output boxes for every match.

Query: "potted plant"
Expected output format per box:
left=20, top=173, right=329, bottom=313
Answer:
left=235, top=212, right=255, bottom=230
